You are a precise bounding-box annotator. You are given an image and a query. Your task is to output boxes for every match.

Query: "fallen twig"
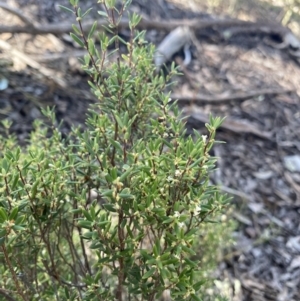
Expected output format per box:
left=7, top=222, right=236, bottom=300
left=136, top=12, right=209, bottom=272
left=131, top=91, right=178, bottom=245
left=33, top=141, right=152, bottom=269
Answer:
left=0, top=2, right=35, bottom=27
left=171, top=88, right=293, bottom=104
left=0, top=39, right=67, bottom=88
left=182, top=106, right=273, bottom=139
left=0, top=16, right=293, bottom=37
left=32, top=50, right=87, bottom=62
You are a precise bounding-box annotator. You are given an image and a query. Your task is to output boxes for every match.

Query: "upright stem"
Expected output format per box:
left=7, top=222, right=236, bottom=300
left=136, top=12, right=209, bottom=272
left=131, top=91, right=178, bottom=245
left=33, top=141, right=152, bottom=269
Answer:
left=1, top=245, right=28, bottom=301
left=117, top=211, right=125, bottom=301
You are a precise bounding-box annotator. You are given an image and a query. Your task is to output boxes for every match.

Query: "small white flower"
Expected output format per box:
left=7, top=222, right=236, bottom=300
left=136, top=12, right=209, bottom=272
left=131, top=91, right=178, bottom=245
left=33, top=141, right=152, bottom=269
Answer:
left=174, top=170, right=181, bottom=177
left=202, top=135, right=207, bottom=143
left=195, top=206, right=202, bottom=214
left=167, top=176, right=173, bottom=182
left=178, top=222, right=185, bottom=228
left=174, top=211, right=180, bottom=218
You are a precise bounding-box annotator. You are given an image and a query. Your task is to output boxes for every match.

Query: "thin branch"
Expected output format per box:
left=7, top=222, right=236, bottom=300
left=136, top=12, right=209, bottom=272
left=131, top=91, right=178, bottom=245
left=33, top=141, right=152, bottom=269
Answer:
left=1, top=246, right=28, bottom=301
left=0, top=288, right=18, bottom=301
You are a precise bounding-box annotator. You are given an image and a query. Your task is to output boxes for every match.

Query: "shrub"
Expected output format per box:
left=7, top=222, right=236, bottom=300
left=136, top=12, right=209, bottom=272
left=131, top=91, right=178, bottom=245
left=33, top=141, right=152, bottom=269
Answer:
left=0, top=1, right=230, bottom=300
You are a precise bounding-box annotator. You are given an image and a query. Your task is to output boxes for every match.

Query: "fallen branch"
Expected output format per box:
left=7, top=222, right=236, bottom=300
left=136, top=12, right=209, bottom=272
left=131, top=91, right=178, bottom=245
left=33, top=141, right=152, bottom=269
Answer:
left=171, top=88, right=293, bottom=104
left=0, top=16, right=293, bottom=37
left=0, top=5, right=298, bottom=57
left=0, top=2, right=35, bottom=27
left=183, top=106, right=273, bottom=139
left=32, top=50, right=87, bottom=62
left=0, top=40, right=67, bottom=88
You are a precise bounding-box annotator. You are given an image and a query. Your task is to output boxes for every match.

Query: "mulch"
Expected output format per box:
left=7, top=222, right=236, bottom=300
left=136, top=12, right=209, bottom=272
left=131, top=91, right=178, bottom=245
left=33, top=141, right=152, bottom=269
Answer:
left=1, top=0, right=300, bottom=300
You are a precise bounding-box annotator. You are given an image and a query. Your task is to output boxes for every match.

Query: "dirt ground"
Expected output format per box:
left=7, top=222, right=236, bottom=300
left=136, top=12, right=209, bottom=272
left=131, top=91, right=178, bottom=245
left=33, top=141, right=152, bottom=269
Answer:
left=1, top=0, right=300, bottom=300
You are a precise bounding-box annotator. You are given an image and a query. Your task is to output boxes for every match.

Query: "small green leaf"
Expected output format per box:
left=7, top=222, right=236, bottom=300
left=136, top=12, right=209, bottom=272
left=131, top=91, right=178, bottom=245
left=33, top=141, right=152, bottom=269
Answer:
left=101, top=190, right=113, bottom=197
left=15, top=215, right=25, bottom=225
left=77, top=220, right=93, bottom=229
left=97, top=221, right=109, bottom=229
left=11, top=174, right=19, bottom=189
left=59, top=5, right=74, bottom=14
left=184, top=258, right=198, bottom=268
left=119, top=168, right=132, bottom=181
left=72, top=24, right=81, bottom=35
left=182, top=245, right=196, bottom=256
left=17, top=201, right=28, bottom=211
left=102, top=204, right=116, bottom=212
left=70, top=33, right=84, bottom=48
left=191, top=294, right=202, bottom=301
left=88, top=21, right=98, bottom=39
left=2, top=158, right=9, bottom=172
left=98, top=10, right=108, bottom=18
left=142, top=267, right=156, bottom=279
left=105, top=0, right=116, bottom=9
left=126, top=225, right=133, bottom=239
left=9, top=207, right=18, bottom=221
left=109, top=139, right=123, bottom=151
left=112, top=111, right=124, bottom=128
left=0, top=208, right=8, bottom=222
left=193, top=280, right=206, bottom=291
left=81, top=8, right=93, bottom=19
left=88, top=39, right=96, bottom=56
left=162, top=218, right=173, bottom=224
left=12, top=225, right=26, bottom=231
left=119, top=192, right=133, bottom=199
left=31, top=179, right=40, bottom=199
left=64, top=287, right=70, bottom=299
left=0, top=229, right=7, bottom=237
left=90, top=241, right=102, bottom=249
left=82, top=231, right=94, bottom=239
left=71, top=209, right=82, bottom=214
left=82, top=210, right=93, bottom=222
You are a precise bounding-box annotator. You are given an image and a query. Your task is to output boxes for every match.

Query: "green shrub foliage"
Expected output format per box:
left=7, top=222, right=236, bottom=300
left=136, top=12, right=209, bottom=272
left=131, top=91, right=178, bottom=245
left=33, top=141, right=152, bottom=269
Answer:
left=0, top=1, right=230, bottom=300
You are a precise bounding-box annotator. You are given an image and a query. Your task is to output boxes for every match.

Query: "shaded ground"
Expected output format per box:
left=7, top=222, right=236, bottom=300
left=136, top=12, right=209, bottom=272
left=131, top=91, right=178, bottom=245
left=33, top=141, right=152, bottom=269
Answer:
left=1, top=0, right=300, bottom=300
